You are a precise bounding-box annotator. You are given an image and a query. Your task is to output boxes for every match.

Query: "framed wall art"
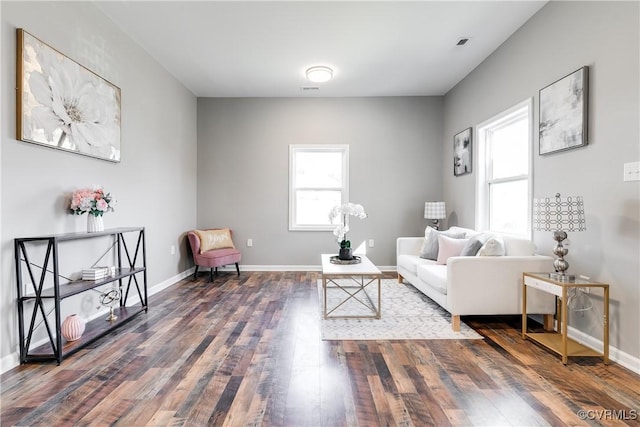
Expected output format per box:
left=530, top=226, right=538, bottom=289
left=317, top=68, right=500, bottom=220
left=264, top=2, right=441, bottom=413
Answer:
left=453, top=127, right=472, bottom=176
left=16, top=29, right=121, bottom=162
left=539, top=66, right=588, bottom=155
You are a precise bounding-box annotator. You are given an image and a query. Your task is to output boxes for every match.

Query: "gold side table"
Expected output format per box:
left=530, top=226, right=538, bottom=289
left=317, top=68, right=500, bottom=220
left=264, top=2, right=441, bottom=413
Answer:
left=522, top=272, right=609, bottom=365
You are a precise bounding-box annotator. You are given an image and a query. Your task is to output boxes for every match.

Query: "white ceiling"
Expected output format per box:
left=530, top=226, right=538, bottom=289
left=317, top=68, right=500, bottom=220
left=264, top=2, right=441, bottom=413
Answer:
left=94, top=1, right=547, bottom=98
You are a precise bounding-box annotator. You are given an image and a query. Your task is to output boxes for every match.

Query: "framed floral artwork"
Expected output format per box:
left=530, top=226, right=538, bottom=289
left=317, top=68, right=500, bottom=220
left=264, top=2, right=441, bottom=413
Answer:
left=16, top=29, right=121, bottom=162
left=539, top=66, right=588, bottom=155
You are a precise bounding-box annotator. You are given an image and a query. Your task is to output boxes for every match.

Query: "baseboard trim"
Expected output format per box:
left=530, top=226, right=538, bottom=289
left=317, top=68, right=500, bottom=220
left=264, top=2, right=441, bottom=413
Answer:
left=218, top=264, right=398, bottom=272
left=145, top=267, right=196, bottom=300
left=1, top=352, right=19, bottom=375
left=567, top=325, right=640, bottom=374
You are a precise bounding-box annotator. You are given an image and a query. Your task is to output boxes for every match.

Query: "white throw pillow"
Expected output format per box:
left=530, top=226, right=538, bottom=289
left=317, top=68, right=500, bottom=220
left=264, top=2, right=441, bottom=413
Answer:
left=476, top=236, right=506, bottom=256
left=436, top=235, right=469, bottom=265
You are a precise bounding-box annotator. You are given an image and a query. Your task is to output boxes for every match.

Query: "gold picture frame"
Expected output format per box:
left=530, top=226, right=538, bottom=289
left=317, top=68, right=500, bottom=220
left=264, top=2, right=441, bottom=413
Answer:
left=16, top=29, right=121, bottom=162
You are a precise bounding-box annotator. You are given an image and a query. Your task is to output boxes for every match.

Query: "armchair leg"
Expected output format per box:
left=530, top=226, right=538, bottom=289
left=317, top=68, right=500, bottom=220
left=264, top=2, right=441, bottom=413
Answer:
left=210, top=268, right=214, bottom=282
left=235, top=263, right=240, bottom=276
left=193, top=265, right=199, bottom=280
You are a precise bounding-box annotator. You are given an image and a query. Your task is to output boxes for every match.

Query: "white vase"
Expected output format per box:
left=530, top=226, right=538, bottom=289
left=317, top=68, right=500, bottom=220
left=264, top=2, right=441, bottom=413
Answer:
left=61, top=314, right=85, bottom=342
left=87, top=215, right=104, bottom=233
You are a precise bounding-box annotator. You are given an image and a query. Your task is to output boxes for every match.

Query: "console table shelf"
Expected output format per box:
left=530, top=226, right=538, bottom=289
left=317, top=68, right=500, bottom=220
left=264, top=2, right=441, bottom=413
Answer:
left=15, top=227, right=148, bottom=364
left=24, top=306, right=144, bottom=362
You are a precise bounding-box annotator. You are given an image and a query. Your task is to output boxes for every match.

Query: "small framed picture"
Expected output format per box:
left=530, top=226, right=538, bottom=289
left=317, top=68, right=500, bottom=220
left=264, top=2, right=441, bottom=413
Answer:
left=453, top=127, right=472, bottom=176
left=539, top=66, right=588, bottom=155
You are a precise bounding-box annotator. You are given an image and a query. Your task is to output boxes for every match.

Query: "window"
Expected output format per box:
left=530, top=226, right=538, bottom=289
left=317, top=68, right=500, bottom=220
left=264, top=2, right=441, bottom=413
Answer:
left=476, top=99, right=532, bottom=236
left=289, top=145, right=349, bottom=231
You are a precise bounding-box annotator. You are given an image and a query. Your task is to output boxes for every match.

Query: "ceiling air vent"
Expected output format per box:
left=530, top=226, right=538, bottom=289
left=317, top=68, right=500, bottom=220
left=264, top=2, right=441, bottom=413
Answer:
left=301, top=87, right=320, bottom=92
left=456, top=38, right=470, bottom=46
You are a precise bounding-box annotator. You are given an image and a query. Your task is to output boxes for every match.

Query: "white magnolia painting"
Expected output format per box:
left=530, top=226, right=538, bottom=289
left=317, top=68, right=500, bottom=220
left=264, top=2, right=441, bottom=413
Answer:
left=17, top=29, right=121, bottom=162
left=539, top=67, right=588, bottom=155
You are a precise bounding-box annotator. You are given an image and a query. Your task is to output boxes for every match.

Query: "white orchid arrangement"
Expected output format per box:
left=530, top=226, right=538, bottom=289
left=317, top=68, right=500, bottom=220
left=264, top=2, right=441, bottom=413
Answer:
left=329, top=203, right=368, bottom=249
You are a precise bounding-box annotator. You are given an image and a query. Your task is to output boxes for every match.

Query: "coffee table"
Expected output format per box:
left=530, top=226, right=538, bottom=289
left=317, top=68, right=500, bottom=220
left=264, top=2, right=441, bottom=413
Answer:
left=321, top=254, right=382, bottom=319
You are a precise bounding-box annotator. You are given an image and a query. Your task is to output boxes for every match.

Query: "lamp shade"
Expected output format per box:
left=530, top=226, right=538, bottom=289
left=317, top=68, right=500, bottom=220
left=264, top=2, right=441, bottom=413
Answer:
left=424, top=202, right=446, bottom=220
left=533, top=193, right=586, bottom=232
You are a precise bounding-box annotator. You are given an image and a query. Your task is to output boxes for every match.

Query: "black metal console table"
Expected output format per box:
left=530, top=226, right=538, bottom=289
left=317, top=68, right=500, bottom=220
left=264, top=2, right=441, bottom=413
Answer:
left=15, top=227, right=147, bottom=364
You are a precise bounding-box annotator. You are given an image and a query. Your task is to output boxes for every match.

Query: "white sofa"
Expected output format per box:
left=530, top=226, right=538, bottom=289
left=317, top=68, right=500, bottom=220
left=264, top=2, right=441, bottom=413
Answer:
left=396, top=226, right=556, bottom=331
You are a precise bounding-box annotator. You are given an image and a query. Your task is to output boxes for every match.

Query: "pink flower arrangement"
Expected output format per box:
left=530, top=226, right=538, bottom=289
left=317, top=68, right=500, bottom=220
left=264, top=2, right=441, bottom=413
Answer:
left=70, top=185, right=115, bottom=217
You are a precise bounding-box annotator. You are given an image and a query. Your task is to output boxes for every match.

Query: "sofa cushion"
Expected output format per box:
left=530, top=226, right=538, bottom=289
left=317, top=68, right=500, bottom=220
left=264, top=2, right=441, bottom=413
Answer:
left=436, top=235, right=469, bottom=265
left=477, top=236, right=506, bottom=256
left=503, top=235, right=537, bottom=256
left=419, top=228, right=466, bottom=260
left=447, top=226, right=478, bottom=237
left=417, top=264, right=448, bottom=294
left=397, top=254, right=436, bottom=275
left=460, top=232, right=492, bottom=256
left=198, top=247, right=241, bottom=266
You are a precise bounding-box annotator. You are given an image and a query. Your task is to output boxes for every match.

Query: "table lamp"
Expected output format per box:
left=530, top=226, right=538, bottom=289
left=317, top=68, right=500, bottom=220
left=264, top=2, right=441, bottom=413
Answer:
left=533, top=193, right=586, bottom=282
left=424, top=201, right=446, bottom=230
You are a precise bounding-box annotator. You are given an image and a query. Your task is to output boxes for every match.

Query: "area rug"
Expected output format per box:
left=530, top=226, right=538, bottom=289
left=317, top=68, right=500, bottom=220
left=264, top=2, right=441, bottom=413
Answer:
left=317, top=279, right=483, bottom=340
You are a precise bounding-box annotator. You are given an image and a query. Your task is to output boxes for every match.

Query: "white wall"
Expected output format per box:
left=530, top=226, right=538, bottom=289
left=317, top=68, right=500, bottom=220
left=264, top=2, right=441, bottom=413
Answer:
left=1, top=2, right=198, bottom=366
left=443, top=1, right=639, bottom=362
left=197, top=97, right=443, bottom=267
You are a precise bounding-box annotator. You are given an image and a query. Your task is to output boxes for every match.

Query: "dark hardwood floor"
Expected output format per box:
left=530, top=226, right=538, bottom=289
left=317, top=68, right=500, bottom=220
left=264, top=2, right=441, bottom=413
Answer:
left=2, top=271, right=639, bottom=426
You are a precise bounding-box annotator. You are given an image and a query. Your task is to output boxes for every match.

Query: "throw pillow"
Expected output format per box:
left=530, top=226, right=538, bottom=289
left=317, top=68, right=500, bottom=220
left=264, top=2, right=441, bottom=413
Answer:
left=419, top=228, right=466, bottom=260
left=476, top=236, right=506, bottom=256
left=418, top=226, right=437, bottom=259
left=460, top=233, right=491, bottom=256
left=195, top=228, right=235, bottom=253
left=436, top=235, right=469, bottom=265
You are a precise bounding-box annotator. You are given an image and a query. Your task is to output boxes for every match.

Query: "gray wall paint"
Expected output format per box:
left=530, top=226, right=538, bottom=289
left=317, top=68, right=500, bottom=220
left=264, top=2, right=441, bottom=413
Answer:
left=443, top=1, right=639, bottom=360
left=1, top=2, right=197, bottom=362
left=197, top=97, right=443, bottom=267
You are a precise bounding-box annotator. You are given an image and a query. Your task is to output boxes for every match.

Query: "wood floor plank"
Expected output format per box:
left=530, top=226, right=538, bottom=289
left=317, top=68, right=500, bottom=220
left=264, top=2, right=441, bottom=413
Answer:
left=2, top=271, right=639, bottom=427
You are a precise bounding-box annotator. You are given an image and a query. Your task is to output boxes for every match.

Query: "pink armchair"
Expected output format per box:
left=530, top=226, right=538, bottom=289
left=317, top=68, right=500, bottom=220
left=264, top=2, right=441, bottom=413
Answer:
left=187, top=229, right=241, bottom=282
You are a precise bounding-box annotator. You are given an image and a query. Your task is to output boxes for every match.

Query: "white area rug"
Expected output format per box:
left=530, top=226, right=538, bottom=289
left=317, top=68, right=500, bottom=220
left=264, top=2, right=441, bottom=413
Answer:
left=318, top=279, right=483, bottom=340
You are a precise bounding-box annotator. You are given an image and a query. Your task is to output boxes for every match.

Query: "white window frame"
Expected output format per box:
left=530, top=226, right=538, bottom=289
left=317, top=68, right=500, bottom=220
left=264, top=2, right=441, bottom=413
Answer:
left=289, top=144, right=349, bottom=231
left=475, top=99, right=533, bottom=238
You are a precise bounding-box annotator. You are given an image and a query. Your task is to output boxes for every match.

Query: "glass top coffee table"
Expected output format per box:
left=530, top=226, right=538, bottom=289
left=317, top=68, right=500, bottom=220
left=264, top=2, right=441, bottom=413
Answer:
left=321, top=254, right=382, bottom=319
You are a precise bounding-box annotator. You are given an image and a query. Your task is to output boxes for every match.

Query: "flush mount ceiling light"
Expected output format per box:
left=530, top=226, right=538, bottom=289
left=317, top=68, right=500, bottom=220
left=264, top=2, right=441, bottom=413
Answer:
left=306, top=66, right=333, bottom=83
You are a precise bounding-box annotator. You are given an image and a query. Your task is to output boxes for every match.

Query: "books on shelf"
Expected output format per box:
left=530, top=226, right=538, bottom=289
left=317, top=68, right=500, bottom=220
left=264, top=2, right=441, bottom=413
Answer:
left=82, top=266, right=116, bottom=281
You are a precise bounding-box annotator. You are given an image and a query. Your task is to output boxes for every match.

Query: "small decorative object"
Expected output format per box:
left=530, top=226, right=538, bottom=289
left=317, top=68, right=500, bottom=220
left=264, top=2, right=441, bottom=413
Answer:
left=329, top=255, right=362, bottom=265
left=16, top=29, right=121, bottom=162
left=453, top=128, right=472, bottom=176
left=329, top=203, right=367, bottom=261
left=424, top=201, right=446, bottom=230
left=61, top=314, right=85, bottom=342
left=533, top=193, right=586, bottom=282
left=99, top=287, right=121, bottom=322
left=82, top=266, right=116, bottom=281
left=69, top=185, right=115, bottom=233
left=87, top=215, right=104, bottom=233
left=539, top=66, right=588, bottom=155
